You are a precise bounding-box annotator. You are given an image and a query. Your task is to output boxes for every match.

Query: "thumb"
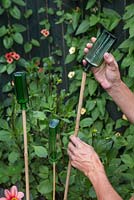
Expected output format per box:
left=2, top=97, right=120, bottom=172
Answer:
left=104, top=52, right=118, bottom=70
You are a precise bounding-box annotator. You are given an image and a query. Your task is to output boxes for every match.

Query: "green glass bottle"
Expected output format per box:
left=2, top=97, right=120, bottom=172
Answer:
left=84, top=29, right=116, bottom=72
left=49, top=119, right=60, bottom=163
left=13, top=72, right=29, bottom=110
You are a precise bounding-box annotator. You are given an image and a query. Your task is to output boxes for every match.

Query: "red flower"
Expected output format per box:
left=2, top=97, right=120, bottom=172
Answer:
left=7, top=58, right=14, bottom=64
left=0, top=185, right=24, bottom=200
left=40, top=29, right=50, bottom=37
left=5, top=53, right=12, bottom=60
left=10, top=52, right=20, bottom=60
left=38, top=67, right=43, bottom=73
left=5, top=52, right=20, bottom=63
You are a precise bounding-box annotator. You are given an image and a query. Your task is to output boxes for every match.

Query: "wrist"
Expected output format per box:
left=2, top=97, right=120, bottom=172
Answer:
left=85, top=154, right=105, bottom=183
left=86, top=163, right=105, bottom=185
left=106, top=80, right=123, bottom=96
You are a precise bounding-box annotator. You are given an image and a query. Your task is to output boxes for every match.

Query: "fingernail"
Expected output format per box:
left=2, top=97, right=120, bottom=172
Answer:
left=104, top=52, right=109, bottom=58
left=82, top=59, right=87, bottom=66
left=84, top=48, right=89, bottom=54
left=86, top=43, right=92, bottom=48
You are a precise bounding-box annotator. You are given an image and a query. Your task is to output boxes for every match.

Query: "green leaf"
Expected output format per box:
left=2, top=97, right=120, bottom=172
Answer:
left=47, top=8, right=54, bottom=15
left=0, top=7, right=4, bottom=15
left=24, top=9, right=33, bottom=19
left=121, top=154, right=134, bottom=168
left=80, top=117, right=93, bottom=128
left=123, top=17, right=134, bottom=31
left=39, top=166, right=49, bottom=179
left=0, top=119, right=9, bottom=130
left=32, top=111, right=46, bottom=120
left=12, top=0, right=26, bottom=6
left=0, top=57, right=6, bottom=63
left=2, top=81, right=12, bottom=92
left=0, top=65, right=7, bottom=73
left=129, top=26, right=134, bottom=38
left=3, top=36, right=13, bottom=49
left=128, top=65, right=134, bottom=78
left=7, top=63, right=16, bottom=74
left=65, top=54, right=76, bottom=64
left=17, top=58, right=28, bottom=68
left=38, top=7, right=45, bottom=14
left=8, top=152, right=19, bottom=163
left=89, top=15, right=100, bottom=27
left=86, top=0, right=96, bottom=10
left=33, top=146, right=48, bottom=158
left=121, top=55, right=133, bottom=69
left=75, top=20, right=90, bottom=35
left=119, top=38, right=133, bottom=49
left=86, top=100, right=96, bottom=112
left=9, top=6, right=21, bottom=19
left=37, top=179, right=52, bottom=194
left=88, top=79, right=98, bottom=96
left=100, top=8, right=121, bottom=31
left=24, top=42, right=32, bottom=53
left=0, top=130, right=11, bottom=142
left=13, top=23, right=26, bottom=32
left=72, top=12, right=81, bottom=31
left=123, top=3, right=134, bottom=20
left=2, top=0, right=11, bottom=9
left=13, top=32, right=23, bottom=44
left=96, top=98, right=106, bottom=116
left=0, top=26, right=8, bottom=37
left=31, top=39, right=40, bottom=47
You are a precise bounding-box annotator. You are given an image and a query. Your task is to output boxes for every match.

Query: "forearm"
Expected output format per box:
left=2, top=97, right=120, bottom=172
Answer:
left=107, top=80, right=134, bottom=123
left=87, top=170, right=123, bottom=200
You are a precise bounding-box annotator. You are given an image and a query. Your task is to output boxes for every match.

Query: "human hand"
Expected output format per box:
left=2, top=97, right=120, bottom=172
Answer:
left=68, top=135, right=104, bottom=178
left=83, top=37, right=121, bottom=90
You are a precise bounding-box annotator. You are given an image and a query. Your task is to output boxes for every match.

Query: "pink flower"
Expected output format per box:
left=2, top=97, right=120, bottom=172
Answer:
left=38, top=67, right=43, bottom=73
left=7, top=58, right=14, bottom=64
left=5, top=52, right=20, bottom=63
left=5, top=53, right=12, bottom=59
left=0, top=185, right=24, bottom=200
left=40, top=29, right=50, bottom=37
left=10, top=52, right=20, bottom=60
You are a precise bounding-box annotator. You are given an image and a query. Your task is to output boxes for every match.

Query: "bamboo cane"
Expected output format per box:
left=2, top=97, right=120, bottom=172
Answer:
left=22, top=110, right=30, bottom=200
left=49, top=119, right=60, bottom=200
left=63, top=71, right=87, bottom=200
left=53, top=162, right=56, bottom=200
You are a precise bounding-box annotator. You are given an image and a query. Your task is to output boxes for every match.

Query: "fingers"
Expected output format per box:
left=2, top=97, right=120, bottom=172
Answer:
left=91, top=37, right=96, bottom=43
left=84, top=37, right=96, bottom=54
left=83, top=37, right=96, bottom=67
left=69, top=135, right=81, bottom=148
left=67, top=149, right=76, bottom=161
left=82, top=59, right=87, bottom=66
left=68, top=141, right=76, bottom=154
left=84, top=42, right=93, bottom=54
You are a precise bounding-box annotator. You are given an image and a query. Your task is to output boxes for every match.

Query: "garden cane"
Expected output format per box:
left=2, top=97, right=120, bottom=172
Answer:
left=49, top=119, right=60, bottom=200
left=13, top=72, right=30, bottom=200
left=63, top=29, right=116, bottom=200
left=63, top=71, right=87, bottom=200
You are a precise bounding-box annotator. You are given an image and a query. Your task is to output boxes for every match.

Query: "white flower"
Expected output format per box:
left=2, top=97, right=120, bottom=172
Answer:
left=68, top=71, right=75, bottom=79
left=115, top=132, right=121, bottom=137
left=122, top=114, right=128, bottom=121
left=81, top=108, right=86, bottom=115
left=69, top=47, right=76, bottom=54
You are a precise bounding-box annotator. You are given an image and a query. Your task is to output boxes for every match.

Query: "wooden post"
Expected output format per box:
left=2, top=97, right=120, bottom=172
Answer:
left=63, top=71, right=87, bottom=200
left=22, top=110, right=30, bottom=200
